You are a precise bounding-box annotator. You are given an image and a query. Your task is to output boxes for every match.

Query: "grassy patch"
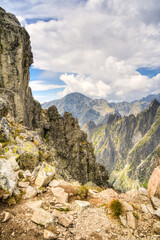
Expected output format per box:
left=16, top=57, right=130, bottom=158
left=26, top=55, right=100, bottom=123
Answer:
left=108, top=199, right=123, bottom=218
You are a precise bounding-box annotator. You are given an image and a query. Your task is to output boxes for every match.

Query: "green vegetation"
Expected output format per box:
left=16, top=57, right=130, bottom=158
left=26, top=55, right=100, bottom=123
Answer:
left=74, top=185, right=88, bottom=200
left=108, top=199, right=123, bottom=217
left=56, top=207, right=71, bottom=212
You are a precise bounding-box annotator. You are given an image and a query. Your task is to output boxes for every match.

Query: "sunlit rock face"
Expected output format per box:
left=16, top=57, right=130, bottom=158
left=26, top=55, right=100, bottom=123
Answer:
left=0, top=7, right=41, bottom=128
left=87, top=100, right=160, bottom=192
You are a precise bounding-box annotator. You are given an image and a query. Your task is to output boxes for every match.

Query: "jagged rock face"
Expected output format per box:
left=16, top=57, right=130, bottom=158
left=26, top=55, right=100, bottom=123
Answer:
left=0, top=7, right=41, bottom=128
left=42, top=106, right=108, bottom=186
left=0, top=7, right=108, bottom=187
left=87, top=100, right=160, bottom=191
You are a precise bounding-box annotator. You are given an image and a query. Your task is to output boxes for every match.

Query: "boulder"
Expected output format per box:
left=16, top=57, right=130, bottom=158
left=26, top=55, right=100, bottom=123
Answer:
left=153, top=221, right=160, bottom=234
left=141, top=204, right=149, bottom=214
left=4, top=151, right=19, bottom=171
left=119, top=215, right=127, bottom=227
left=2, top=212, right=11, bottom=222
left=58, top=214, right=73, bottom=228
left=44, top=230, right=57, bottom=239
left=51, top=187, right=68, bottom=203
left=154, top=209, right=160, bottom=218
left=49, top=179, right=60, bottom=188
left=126, top=212, right=136, bottom=229
left=0, top=158, right=18, bottom=195
left=18, top=181, right=30, bottom=188
left=75, top=200, right=90, bottom=212
left=31, top=208, right=54, bottom=227
left=148, top=166, right=160, bottom=198
left=151, top=196, right=160, bottom=209
left=18, top=141, right=39, bottom=170
left=120, top=201, right=133, bottom=212
left=23, top=186, right=37, bottom=199
left=35, top=162, right=55, bottom=187
left=25, top=200, right=43, bottom=210
left=139, top=187, right=148, bottom=196
left=99, top=188, right=118, bottom=201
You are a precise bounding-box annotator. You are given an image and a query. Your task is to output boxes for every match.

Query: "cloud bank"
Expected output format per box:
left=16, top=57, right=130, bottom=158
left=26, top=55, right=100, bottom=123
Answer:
left=2, top=0, right=160, bottom=101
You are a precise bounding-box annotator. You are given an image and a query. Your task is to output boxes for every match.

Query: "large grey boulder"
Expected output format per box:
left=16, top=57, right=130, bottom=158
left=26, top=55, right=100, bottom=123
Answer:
left=35, top=162, right=55, bottom=187
left=0, top=158, right=18, bottom=195
left=17, top=141, right=39, bottom=170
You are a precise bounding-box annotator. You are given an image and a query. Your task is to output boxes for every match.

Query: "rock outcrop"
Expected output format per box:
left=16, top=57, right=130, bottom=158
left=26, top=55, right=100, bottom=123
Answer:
left=0, top=7, right=41, bottom=128
left=87, top=100, right=160, bottom=192
left=0, top=7, right=108, bottom=189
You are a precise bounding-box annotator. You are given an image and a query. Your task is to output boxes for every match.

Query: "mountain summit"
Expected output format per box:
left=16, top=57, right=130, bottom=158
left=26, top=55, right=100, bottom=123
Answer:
left=42, top=92, right=116, bottom=127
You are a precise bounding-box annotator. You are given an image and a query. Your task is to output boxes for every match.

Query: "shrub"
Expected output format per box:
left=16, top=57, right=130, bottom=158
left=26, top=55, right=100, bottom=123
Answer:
left=108, top=199, right=123, bottom=217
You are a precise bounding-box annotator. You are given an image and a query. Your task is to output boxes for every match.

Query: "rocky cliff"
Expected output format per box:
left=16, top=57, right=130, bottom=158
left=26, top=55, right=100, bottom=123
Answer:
left=0, top=7, right=41, bottom=129
left=0, top=7, right=108, bottom=187
left=87, top=100, right=160, bottom=192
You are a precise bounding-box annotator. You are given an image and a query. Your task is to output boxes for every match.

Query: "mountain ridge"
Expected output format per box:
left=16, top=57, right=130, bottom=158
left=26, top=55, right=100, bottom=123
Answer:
left=42, top=92, right=160, bottom=128
left=85, top=99, right=160, bottom=192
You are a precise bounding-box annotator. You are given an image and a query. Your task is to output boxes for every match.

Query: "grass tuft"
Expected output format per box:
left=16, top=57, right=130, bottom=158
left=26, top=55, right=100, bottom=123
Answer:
left=108, top=199, right=123, bottom=218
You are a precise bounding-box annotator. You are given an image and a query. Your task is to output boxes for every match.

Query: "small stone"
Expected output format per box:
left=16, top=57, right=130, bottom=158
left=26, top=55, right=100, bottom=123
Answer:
left=141, top=204, right=149, bottom=214
left=18, top=181, right=30, bottom=188
left=44, top=230, right=57, bottom=239
left=151, top=196, right=160, bottom=209
left=23, top=170, right=32, bottom=179
left=23, top=186, right=37, bottom=199
left=154, top=208, right=160, bottom=218
left=2, top=212, right=11, bottom=222
left=51, top=187, right=68, bottom=203
left=127, top=212, right=136, bottom=229
left=75, top=200, right=90, bottom=212
left=49, top=180, right=60, bottom=188
left=139, top=187, right=148, bottom=196
left=146, top=204, right=154, bottom=214
left=25, top=200, right=43, bottom=210
left=119, top=215, right=127, bottom=227
left=58, top=215, right=73, bottom=228
left=121, top=201, right=133, bottom=212
left=153, top=221, right=160, bottom=234
left=35, top=162, right=56, bottom=187
left=99, top=188, right=118, bottom=200
left=31, top=208, right=53, bottom=227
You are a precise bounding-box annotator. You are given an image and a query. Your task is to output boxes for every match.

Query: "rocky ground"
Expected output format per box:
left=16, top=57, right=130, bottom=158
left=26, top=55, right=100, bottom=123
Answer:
left=1, top=169, right=160, bottom=240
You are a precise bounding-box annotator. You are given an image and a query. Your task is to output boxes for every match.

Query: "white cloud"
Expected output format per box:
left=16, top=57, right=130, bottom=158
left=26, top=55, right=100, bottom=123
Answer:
left=59, top=57, right=160, bottom=101
left=2, top=0, right=160, bottom=101
left=29, top=80, right=65, bottom=91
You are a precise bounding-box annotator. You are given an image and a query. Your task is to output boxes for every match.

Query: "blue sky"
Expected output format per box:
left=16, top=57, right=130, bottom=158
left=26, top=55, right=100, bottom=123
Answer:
left=1, top=0, right=160, bottom=103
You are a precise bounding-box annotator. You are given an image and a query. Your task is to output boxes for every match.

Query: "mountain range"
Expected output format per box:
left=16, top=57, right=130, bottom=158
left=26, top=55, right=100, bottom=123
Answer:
left=85, top=99, right=160, bottom=192
left=42, top=92, right=160, bottom=128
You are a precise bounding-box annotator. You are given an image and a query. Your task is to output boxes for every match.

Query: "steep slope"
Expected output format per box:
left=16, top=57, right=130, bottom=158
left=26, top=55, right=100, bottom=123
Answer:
left=87, top=100, right=160, bottom=191
left=42, top=92, right=116, bottom=127
left=0, top=7, right=108, bottom=187
left=0, top=7, right=41, bottom=129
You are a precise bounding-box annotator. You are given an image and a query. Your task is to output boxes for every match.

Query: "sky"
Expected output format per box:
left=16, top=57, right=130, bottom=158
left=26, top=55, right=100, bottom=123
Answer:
left=1, top=0, right=160, bottom=103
